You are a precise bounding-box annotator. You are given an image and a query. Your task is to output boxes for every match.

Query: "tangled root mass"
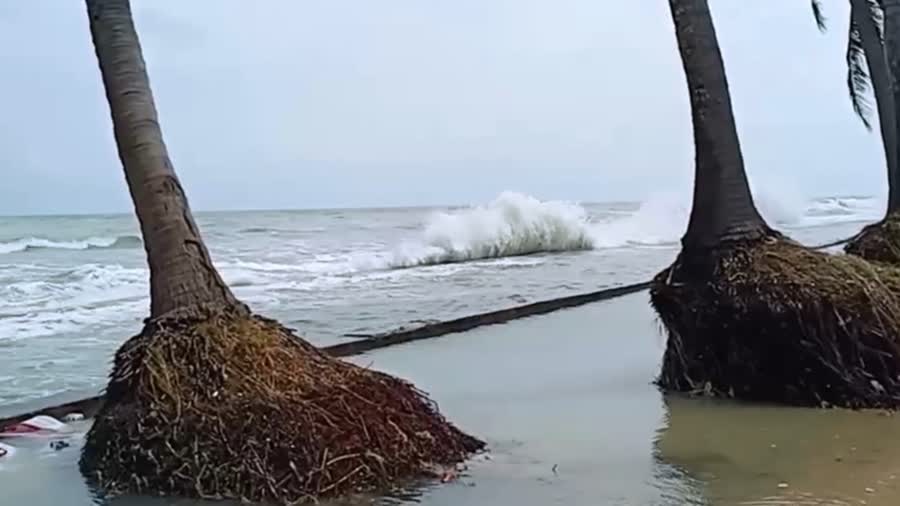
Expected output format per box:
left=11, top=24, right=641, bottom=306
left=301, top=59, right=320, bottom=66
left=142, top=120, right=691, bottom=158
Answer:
left=80, top=307, right=484, bottom=503
left=845, top=212, right=900, bottom=265
left=651, top=235, right=900, bottom=409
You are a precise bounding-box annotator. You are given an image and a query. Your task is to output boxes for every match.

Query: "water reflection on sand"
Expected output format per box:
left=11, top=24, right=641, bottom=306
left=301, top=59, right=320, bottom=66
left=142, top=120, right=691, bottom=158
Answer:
left=657, top=396, right=900, bottom=505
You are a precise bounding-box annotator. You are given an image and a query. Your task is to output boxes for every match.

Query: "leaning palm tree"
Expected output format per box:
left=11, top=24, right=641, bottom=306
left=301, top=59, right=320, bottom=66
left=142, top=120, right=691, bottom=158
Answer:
left=650, top=0, right=900, bottom=408
left=79, top=0, right=483, bottom=502
left=815, top=0, right=900, bottom=261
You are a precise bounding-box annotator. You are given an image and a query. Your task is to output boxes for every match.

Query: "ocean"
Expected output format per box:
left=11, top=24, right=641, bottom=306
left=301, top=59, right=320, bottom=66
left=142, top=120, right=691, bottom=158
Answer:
left=0, top=191, right=884, bottom=407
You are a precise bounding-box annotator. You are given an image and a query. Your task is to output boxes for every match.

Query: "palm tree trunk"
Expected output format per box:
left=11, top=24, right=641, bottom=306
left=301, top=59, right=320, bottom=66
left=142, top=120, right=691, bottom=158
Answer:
left=882, top=0, right=900, bottom=212
left=86, top=0, right=239, bottom=318
left=671, top=0, right=769, bottom=251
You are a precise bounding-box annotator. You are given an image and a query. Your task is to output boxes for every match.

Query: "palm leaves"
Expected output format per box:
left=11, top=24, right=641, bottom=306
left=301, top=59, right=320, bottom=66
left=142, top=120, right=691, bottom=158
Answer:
left=812, top=0, right=828, bottom=32
left=814, top=0, right=885, bottom=130
left=816, top=0, right=900, bottom=214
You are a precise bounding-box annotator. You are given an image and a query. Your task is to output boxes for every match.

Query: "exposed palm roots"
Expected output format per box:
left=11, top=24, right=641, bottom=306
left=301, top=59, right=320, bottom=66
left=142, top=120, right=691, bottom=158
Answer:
left=79, top=306, right=484, bottom=503
left=845, top=212, right=900, bottom=264
left=651, top=235, right=900, bottom=409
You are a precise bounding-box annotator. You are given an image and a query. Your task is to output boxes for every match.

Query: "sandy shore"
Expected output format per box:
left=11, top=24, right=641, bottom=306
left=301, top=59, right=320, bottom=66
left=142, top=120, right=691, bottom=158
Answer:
left=5, top=293, right=900, bottom=505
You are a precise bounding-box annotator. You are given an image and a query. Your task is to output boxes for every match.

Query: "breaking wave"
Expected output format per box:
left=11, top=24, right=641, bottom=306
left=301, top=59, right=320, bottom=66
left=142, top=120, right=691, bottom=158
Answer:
left=362, top=190, right=880, bottom=269
left=0, top=235, right=141, bottom=255
left=0, top=191, right=882, bottom=347
left=379, top=192, right=595, bottom=268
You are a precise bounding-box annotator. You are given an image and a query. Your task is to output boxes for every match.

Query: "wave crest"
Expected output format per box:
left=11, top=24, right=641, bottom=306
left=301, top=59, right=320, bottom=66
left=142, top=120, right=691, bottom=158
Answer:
left=0, top=235, right=142, bottom=255
left=382, top=192, right=594, bottom=268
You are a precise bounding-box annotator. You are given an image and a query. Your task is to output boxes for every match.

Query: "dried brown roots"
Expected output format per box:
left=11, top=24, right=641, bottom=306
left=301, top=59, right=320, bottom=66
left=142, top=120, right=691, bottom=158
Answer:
left=845, top=212, right=900, bottom=264
left=651, top=235, right=900, bottom=409
left=79, top=307, right=484, bottom=503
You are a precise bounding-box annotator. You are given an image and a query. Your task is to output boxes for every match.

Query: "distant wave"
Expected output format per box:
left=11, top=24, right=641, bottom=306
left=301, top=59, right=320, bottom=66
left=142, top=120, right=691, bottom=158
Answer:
left=586, top=188, right=805, bottom=249
left=237, top=226, right=327, bottom=234
left=591, top=193, right=883, bottom=248
left=804, top=196, right=881, bottom=218
left=0, top=235, right=142, bottom=255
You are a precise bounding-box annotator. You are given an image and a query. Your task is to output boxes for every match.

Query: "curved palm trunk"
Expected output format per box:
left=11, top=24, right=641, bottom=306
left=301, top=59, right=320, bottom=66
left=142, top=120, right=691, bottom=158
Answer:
left=882, top=0, right=900, bottom=212
left=86, top=0, right=239, bottom=318
left=853, top=0, right=900, bottom=214
left=672, top=0, right=769, bottom=251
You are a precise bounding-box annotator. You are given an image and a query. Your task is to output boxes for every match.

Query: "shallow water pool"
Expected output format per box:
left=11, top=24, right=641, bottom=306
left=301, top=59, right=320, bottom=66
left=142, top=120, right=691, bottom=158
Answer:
left=4, top=292, right=900, bottom=505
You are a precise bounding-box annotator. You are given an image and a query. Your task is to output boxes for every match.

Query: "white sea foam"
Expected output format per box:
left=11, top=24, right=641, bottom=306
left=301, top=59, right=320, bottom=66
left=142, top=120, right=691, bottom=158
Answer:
left=801, top=196, right=882, bottom=224
left=590, top=192, right=688, bottom=248
left=374, top=191, right=595, bottom=268
left=587, top=190, right=878, bottom=248
left=370, top=188, right=806, bottom=259
left=1, top=264, right=145, bottom=308
left=0, top=191, right=883, bottom=347
left=303, top=189, right=870, bottom=271
left=0, top=235, right=141, bottom=255
left=0, top=264, right=148, bottom=340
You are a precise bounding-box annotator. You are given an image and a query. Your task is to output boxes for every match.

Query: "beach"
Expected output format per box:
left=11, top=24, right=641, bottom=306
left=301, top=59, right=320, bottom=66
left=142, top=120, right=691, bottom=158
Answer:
left=3, top=0, right=897, bottom=501
left=6, top=292, right=900, bottom=504
left=1, top=192, right=895, bottom=506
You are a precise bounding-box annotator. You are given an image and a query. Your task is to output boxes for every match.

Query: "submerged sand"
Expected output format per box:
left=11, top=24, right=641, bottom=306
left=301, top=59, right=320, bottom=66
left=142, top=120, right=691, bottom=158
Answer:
left=4, top=293, right=900, bottom=505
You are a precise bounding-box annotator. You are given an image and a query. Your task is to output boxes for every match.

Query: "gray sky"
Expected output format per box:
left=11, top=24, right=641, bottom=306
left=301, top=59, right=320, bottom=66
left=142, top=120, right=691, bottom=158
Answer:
left=0, top=0, right=889, bottom=214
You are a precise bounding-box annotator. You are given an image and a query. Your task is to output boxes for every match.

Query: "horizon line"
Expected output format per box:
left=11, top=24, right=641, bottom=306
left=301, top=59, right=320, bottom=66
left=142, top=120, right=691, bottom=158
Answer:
left=0, top=193, right=878, bottom=219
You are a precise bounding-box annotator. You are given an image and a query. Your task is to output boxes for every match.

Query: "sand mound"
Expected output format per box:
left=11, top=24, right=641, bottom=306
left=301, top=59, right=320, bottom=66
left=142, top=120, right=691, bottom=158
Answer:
left=80, top=306, right=484, bottom=502
left=651, top=235, right=900, bottom=408
left=845, top=212, right=900, bottom=264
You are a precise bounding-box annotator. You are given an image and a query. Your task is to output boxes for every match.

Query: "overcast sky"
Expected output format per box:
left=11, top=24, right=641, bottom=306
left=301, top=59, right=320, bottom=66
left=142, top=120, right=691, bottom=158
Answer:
left=0, top=0, right=889, bottom=215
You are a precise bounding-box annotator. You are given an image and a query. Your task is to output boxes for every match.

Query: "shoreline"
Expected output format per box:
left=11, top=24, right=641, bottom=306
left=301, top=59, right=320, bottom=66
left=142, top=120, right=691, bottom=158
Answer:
left=0, top=280, right=651, bottom=427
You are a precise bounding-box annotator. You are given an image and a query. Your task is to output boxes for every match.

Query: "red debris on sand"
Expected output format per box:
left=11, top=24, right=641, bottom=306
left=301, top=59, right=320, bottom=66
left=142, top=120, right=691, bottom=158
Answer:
left=0, top=415, right=69, bottom=438
left=2, top=424, right=42, bottom=435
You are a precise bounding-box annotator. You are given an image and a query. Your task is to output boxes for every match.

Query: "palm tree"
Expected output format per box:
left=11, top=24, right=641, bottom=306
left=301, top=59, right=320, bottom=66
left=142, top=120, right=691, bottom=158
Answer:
left=84, top=2, right=240, bottom=320
left=78, top=1, right=483, bottom=502
left=815, top=0, right=900, bottom=261
left=651, top=0, right=900, bottom=408
left=848, top=0, right=899, bottom=204
left=886, top=0, right=900, bottom=206
left=670, top=0, right=772, bottom=252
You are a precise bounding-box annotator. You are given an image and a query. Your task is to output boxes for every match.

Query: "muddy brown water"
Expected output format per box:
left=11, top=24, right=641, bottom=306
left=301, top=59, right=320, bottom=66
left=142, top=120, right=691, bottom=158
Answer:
left=4, top=292, right=900, bottom=505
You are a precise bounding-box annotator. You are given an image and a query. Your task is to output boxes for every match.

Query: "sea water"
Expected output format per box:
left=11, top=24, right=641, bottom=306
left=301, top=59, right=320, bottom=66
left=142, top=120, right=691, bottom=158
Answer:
left=0, top=192, right=878, bottom=407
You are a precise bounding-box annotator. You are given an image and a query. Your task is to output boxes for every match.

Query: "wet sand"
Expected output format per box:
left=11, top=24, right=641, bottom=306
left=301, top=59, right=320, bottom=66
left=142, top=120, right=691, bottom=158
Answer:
left=660, top=397, right=900, bottom=505
left=5, top=292, right=900, bottom=505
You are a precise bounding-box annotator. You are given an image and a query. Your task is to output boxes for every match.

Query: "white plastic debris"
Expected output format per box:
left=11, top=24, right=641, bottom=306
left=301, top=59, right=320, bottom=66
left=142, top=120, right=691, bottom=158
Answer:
left=0, top=442, right=15, bottom=459
left=62, top=412, right=84, bottom=422
left=0, top=415, right=71, bottom=438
